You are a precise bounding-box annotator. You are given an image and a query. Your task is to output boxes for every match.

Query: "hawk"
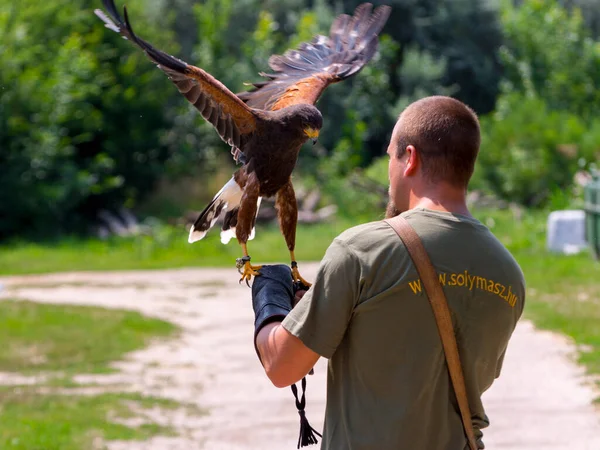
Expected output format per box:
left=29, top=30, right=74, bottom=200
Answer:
left=95, top=0, right=391, bottom=285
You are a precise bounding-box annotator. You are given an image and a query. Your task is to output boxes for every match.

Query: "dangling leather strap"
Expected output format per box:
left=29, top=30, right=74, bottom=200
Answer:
left=385, top=215, right=478, bottom=450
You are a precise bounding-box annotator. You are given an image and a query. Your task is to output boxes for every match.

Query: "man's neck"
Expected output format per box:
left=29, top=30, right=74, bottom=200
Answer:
left=408, top=184, right=471, bottom=217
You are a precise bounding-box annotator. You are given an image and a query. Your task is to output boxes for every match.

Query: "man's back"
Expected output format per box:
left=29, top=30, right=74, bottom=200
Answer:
left=283, top=208, right=525, bottom=449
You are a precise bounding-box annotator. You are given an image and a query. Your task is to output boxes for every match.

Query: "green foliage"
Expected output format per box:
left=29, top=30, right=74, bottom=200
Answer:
left=339, top=0, right=504, bottom=114
left=306, top=0, right=505, bottom=183
left=392, top=46, right=455, bottom=113
left=471, top=0, right=600, bottom=207
left=499, top=0, right=600, bottom=118
left=316, top=154, right=388, bottom=222
left=412, top=0, right=504, bottom=114
left=0, top=0, right=179, bottom=239
left=3, top=0, right=599, bottom=239
left=474, top=93, right=597, bottom=206
left=561, top=0, right=600, bottom=38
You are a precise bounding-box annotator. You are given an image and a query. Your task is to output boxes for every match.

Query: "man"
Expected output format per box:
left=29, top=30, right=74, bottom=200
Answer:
left=250, top=96, right=525, bottom=449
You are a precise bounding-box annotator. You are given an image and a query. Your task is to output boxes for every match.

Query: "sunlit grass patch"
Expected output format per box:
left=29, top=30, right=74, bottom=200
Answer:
left=0, top=220, right=352, bottom=276
left=0, top=300, right=186, bottom=448
left=0, top=300, right=178, bottom=375
left=0, top=389, right=181, bottom=450
left=524, top=275, right=600, bottom=375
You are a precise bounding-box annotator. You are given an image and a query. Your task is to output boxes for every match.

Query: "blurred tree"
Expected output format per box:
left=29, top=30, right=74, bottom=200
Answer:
left=336, top=0, right=504, bottom=114
left=560, top=0, right=600, bottom=37
left=176, top=0, right=496, bottom=176
left=294, top=0, right=505, bottom=184
left=0, top=0, right=179, bottom=238
left=469, top=0, right=600, bottom=207
left=474, top=93, right=599, bottom=206
left=499, top=0, right=600, bottom=118
left=9, top=0, right=592, bottom=238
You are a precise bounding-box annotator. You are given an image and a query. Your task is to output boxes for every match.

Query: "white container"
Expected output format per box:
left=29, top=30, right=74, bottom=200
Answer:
left=546, top=210, right=587, bottom=254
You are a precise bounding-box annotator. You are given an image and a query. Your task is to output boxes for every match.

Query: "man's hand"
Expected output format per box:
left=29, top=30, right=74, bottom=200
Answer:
left=294, top=289, right=308, bottom=306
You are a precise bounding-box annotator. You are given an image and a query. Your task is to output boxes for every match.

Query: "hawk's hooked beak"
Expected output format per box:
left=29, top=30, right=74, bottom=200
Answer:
left=304, top=127, right=319, bottom=145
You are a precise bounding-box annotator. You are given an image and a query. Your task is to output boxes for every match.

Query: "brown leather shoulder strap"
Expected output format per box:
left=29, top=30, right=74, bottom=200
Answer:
left=385, top=215, right=478, bottom=450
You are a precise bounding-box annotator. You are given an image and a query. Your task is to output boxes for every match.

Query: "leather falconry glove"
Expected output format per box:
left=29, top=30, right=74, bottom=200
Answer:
left=251, top=264, right=321, bottom=448
left=251, top=264, right=295, bottom=357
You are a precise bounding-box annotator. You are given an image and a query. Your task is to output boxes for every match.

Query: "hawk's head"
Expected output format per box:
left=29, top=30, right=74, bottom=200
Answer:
left=285, top=104, right=323, bottom=145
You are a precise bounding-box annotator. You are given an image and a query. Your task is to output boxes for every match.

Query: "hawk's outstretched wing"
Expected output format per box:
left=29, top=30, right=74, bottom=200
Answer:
left=237, top=3, right=391, bottom=111
left=95, top=0, right=257, bottom=163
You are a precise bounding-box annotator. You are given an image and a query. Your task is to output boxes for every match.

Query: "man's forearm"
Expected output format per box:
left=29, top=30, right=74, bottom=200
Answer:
left=249, top=265, right=319, bottom=387
left=256, top=322, right=285, bottom=383
left=256, top=321, right=319, bottom=388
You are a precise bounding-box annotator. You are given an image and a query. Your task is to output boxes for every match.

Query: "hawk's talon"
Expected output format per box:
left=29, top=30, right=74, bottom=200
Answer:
left=238, top=259, right=262, bottom=286
left=236, top=255, right=252, bottom=270
left=291, top=262, right=312, bottom=289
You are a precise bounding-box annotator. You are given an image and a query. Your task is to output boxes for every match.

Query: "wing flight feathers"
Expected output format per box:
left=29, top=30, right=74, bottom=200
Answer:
left=96, top=0, right=391, bottom=161
left=237, top=3, right=391, bottom=111
left=95, top=0, right=257, bottom=162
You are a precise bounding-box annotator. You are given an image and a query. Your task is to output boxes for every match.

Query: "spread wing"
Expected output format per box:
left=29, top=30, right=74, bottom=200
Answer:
left=95, top=0, right=257, bottom=164
left=237, top=3, right=391, bottom=111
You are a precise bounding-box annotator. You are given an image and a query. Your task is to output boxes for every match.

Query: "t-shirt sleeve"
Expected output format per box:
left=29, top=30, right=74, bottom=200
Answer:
left=495, top=347, right=507, bottom=379
left=282, top=238, right=361, bottom=359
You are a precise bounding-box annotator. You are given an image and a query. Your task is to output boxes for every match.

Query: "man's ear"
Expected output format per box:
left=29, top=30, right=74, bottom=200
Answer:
left=403, top=145, right=419, bottom=176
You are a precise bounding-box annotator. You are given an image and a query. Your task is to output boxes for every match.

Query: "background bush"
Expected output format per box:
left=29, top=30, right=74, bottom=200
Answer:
left=1, top=0, right=599, bottom=241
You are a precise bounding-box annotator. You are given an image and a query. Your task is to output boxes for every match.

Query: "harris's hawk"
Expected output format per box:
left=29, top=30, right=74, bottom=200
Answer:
left=95, top=0, right=391, bottom=285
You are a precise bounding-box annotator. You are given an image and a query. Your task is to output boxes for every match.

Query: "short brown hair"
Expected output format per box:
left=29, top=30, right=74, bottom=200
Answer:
left=395, top=96, right=480, bottom=187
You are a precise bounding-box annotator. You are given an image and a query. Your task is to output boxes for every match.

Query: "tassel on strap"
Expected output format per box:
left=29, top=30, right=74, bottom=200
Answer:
left=291, top=377, right=322, bottom=448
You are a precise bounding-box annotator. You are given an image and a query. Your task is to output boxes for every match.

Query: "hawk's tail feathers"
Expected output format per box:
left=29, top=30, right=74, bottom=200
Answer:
left=188, top=177, right=242, bottom=244
left=219, top=197, right=262, bottom=244
left=187, top=178, right=261, bottom=245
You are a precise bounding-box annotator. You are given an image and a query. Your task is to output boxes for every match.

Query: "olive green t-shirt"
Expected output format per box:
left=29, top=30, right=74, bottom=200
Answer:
left=282, top=208, right=525, bottom=450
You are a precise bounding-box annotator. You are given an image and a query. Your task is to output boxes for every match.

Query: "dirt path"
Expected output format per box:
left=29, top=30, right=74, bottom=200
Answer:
left=1, top=266, right=599, bottom=449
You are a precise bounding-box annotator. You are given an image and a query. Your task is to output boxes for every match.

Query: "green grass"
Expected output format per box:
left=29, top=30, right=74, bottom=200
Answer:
left=0, top=300, right=183, bottom=449
left=474, top=208, right=600, bottom=384
left=0, top=207, right=599, bottom=389
left=0, top=300, right=178, bottom=375
left=0, top=221, right=351, bottom=276
left=0, top=390, right=179, bottom=450
left=517, top=252, right=600, bottom=375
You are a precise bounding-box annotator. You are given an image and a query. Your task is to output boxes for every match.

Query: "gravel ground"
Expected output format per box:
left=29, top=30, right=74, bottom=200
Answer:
left=1, top=265, right=599, bottom=449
